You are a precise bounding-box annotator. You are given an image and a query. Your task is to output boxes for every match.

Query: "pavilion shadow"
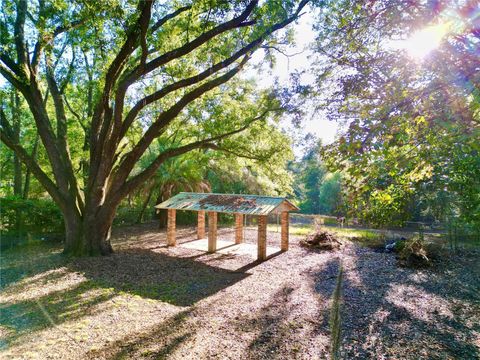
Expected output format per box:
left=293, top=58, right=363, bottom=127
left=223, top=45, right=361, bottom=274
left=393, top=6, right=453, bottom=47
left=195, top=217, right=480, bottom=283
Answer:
left=86, top=308, right=195, bottom=359
left=234, top=250, right=285, bottom=272
left=69, top=248, right=250, bottom=307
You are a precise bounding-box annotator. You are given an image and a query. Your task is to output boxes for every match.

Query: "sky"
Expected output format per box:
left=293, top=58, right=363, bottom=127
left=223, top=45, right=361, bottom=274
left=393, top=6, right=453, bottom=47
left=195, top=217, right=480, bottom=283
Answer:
left=243, top=12, right=340, bottom=156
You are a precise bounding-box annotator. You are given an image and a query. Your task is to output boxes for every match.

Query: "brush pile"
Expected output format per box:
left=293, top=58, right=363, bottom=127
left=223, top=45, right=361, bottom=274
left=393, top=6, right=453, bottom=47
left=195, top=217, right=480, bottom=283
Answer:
left=301, top=229, right=343, bottom=251
left=398, top=236, right=432, bottom=267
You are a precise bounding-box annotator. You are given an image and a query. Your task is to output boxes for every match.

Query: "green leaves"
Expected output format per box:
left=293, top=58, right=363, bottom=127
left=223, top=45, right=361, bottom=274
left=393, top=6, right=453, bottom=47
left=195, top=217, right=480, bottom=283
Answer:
left=313, top=0, right=480, bottom=227
left=292, top=140, right=344, bottom=215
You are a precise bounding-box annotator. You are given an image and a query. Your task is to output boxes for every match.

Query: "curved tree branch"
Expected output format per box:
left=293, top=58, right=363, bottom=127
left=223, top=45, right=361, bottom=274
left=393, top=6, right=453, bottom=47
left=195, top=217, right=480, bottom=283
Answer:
left=111, top=55, right=250, bottom=189
left=115, top=0, right=308, bottom=148
left=151, top=5, right=192, bottom=33
left=109, top=106, right=272, bottom=205
left=87, top=0, right=155, bottom=201
left=119, top=0, right=258, bottom=88
left=0, top=63, right=26, bottom=91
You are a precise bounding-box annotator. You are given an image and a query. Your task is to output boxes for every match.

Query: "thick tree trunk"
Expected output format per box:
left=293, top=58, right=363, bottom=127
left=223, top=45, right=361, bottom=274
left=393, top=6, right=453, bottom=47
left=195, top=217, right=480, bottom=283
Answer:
left=63, top=206, right=115, bottom=256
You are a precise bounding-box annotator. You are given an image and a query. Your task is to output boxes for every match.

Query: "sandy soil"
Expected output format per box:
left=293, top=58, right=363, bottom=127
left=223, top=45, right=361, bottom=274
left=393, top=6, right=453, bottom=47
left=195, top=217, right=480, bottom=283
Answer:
left=1, top=222, right=479, bottom=359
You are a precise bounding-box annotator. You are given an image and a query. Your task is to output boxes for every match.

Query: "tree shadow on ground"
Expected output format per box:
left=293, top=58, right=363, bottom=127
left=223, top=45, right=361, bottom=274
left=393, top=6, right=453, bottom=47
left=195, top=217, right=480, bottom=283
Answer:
left=86, top=308, right=195, bottom=359
left=312, top=246, right=480, bottom=359
left=243, top=286, right=299, bottom=359
left=1, top=245, right=249, bottom=350
left=0, top=280, right=116, bottom=347
left=231, top=284, right=326, bottom=360
left=1, top=241, right=66, bottom=289
left=69, top=248, right=249, bottom=307
left=112, top=224, right=196, bottom=248
left=234, top=250, right=285, bottom=272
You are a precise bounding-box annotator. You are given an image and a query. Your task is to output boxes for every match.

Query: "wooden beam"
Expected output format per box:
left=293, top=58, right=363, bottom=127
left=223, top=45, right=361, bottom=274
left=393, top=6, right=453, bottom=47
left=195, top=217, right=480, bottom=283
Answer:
left=167, top=209, right=176, bottom=246
left=257, top=215, right=267, bottom=261
left=281, top=211, right=289, bottom=251
left=197, top=210, right=206, bottom=239
left=235, top=213, right=243, bottom=244
left=208, top=211, right=217, bottom=253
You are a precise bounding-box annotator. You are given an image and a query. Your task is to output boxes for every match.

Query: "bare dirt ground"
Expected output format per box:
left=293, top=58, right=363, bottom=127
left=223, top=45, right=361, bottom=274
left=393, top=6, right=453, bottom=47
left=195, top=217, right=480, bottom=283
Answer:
left=1, top=222, right=479, bottom=359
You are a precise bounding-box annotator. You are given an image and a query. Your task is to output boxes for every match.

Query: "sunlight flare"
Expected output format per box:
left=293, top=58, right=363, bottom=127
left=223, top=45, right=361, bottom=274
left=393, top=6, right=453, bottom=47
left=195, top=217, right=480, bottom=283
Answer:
left=403, top=23, right=450, bottom=59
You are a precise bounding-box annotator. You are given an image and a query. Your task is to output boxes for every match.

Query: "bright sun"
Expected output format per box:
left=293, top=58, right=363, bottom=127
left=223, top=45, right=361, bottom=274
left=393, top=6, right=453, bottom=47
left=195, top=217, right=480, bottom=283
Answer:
left=402, top=23, right=450, bottom=59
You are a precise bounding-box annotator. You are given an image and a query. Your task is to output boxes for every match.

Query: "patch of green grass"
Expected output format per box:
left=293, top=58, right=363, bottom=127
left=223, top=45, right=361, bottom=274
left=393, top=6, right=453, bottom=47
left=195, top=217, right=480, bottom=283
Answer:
left=269, top=224, right=385, bottom=248
left=289, top=225, right=314, bottom=236
left=334, top=228, right=386, bottom=248
left=267, top=224, right=313, bottom=236
left=331, top=228, right=385, bottom=248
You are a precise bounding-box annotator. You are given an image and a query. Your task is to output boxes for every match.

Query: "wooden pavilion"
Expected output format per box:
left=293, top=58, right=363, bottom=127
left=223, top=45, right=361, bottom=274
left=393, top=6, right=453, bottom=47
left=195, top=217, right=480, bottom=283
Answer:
left=155, top=192, right=299, bottom=261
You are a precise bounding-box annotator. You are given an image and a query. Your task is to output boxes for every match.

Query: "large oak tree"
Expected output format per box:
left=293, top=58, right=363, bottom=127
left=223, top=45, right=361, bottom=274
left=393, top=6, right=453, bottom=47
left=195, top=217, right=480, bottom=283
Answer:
left=0, top=0, right=309, bottom=255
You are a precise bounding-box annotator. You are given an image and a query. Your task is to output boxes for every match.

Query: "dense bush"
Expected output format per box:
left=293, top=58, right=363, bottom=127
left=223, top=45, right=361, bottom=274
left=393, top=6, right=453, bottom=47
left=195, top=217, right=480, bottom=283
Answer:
left=114, top=207, right=149, bottom=226
left=114, top=207, right=202, bottom=227
left=447, top=220, right=480, bottom=250
left=0, top=196, right=64, bottom=235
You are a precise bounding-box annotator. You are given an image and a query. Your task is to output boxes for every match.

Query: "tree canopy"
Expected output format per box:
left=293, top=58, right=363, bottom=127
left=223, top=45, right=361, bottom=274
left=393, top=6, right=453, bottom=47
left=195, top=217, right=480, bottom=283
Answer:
left=1, top=0, right=309, bottom=255
left=314, top=0, right=479, bottom=226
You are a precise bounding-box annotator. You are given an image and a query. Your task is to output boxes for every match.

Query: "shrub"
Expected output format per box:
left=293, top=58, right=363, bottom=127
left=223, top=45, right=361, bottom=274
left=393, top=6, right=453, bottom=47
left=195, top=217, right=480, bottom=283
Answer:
left=114, top=207, right=146, bottom=226
left=447, top=219, right=480, bottom=250
left=0, top=196, right=64, bottom=236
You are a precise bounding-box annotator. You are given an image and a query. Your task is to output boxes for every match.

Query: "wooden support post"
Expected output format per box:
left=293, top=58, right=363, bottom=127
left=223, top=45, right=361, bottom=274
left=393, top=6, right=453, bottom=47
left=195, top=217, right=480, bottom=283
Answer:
left=281, top=211, right=289, bottom=251
left=257, top=215, right=267, bottom=261
left=167, top=209, right=176, bottom=246
left=208, top=211, right=217, bottom=253
left=235, top=213, right=243, bottom=244
left=197, top=211, right=206, bottom=239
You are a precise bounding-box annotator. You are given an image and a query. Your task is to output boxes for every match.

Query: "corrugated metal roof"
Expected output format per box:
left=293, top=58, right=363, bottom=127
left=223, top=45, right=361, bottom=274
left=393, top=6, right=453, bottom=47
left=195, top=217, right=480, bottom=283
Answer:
left=155, top=192, right=299, bottom=215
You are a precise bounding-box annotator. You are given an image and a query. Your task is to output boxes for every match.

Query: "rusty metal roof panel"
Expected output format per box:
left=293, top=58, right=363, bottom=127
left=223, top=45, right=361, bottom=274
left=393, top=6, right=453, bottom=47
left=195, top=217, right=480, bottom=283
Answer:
left=155, top=192, right=299, bottom=215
